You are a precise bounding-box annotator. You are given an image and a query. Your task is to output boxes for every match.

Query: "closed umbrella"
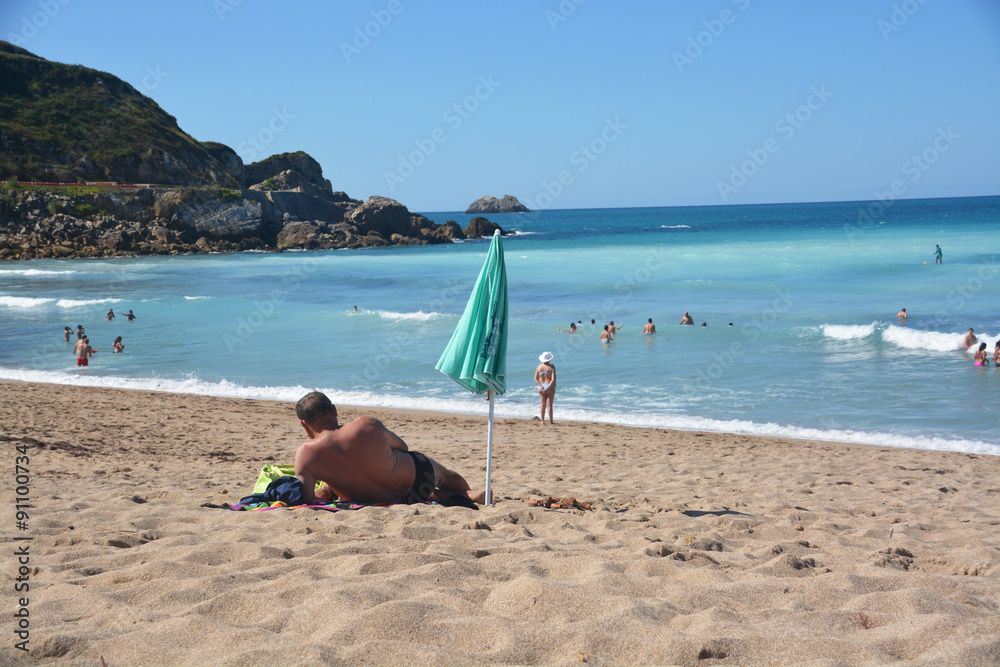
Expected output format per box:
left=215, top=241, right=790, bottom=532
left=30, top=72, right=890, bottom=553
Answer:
left=435, top=230, right=508, bottom=505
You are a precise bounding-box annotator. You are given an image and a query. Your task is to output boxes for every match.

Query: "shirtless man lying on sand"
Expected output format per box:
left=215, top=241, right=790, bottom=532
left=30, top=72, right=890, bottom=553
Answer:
left=294, top=391, right=486, bottom=506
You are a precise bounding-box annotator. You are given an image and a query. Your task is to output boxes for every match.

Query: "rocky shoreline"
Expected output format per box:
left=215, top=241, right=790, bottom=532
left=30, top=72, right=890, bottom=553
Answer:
left=0, top=184, right=507, bottom=261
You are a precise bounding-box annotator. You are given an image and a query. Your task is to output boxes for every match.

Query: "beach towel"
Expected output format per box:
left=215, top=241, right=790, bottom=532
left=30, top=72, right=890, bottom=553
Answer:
left=202, top=465, right=479, bottom=512
left=202, top=498, right=373, bottom=512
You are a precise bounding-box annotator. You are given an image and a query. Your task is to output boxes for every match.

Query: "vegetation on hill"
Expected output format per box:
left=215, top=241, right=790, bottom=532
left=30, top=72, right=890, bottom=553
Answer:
left=0, top=41, right=238, bottom=186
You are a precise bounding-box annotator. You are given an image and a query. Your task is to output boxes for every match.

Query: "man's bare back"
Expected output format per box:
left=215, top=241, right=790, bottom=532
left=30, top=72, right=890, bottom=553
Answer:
left=293, top=392, right=484, bottom=505
left=295, top=415, right=416, bottom=503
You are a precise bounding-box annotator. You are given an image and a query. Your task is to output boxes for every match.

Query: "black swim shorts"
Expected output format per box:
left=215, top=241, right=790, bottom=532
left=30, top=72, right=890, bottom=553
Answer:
left=400, top=451, right=436, bottom=504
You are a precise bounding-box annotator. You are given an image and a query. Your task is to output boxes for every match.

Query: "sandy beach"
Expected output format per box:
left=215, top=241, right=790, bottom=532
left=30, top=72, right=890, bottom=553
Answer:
left=1, top=379, right=997, bottom=666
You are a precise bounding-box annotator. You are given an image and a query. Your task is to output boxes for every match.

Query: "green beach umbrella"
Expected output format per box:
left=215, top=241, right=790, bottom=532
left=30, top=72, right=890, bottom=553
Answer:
left=435, top=230, right=508, bottom=504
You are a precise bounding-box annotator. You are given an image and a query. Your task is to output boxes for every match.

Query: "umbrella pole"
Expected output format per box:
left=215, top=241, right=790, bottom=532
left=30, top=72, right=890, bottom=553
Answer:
left=485, top=390, right=494, bottom=506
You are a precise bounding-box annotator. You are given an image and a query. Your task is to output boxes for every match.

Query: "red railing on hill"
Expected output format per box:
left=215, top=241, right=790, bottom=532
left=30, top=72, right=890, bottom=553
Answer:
left=14, top=181, right=140, bottom=188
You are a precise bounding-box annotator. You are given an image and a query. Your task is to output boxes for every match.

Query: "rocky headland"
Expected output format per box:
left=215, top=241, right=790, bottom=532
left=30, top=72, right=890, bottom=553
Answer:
left=0, top=42, right=507, bottom=259
left=465, top=194, right=530, bottom=214
left=0, top=181, right=507, bottom=260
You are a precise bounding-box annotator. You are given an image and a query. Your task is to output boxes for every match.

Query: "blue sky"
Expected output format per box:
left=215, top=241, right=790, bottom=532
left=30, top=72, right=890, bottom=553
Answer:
left=3, top=0, right=998, bottom=212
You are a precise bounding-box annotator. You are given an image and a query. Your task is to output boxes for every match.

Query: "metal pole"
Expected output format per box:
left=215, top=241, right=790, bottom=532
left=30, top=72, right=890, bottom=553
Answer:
left=485, top=390, right=494, bottom=506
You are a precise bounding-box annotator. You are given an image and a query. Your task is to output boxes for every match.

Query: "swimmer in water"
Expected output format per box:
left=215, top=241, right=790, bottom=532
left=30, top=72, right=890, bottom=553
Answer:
left=558, top=323, right=577, bottom=333
left=73, top=336, right=97, bottom=366
left=973, top=342, right=988, bottom=366
left=994, top=342, right=1000, bottom=366
left=600, top=325, right=612, bottom=343
left=679, top=312, right=694, bottom=325
left=642, top=318, right=655, bottom=334
left=963, top=328, right=978, bottom=349
left=534, top=351, right=556, bottom=425
left=896, top=308, right=907, bottom=321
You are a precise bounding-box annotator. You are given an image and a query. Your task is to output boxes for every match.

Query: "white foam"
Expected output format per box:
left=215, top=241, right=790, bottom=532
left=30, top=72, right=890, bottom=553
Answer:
left=0, top=269, right=78, bottom=276
left=0, top=368, right=314, bottom=403
left=660, top=225, right=691, bottom=229
left=1, top=369, right=995, bottom=457
left=183, top=296, right=211, bottom=300
left=882, top=326, right=966, bottom=352
left=373, top=310, right=449, bottom=321
left=56, top=298, right=123, bottom=308
left=530, top=406, right=1000, bottom=457
left=822, top=324, right=875, bottom=340
left=0, top=296, right=55, bottom=308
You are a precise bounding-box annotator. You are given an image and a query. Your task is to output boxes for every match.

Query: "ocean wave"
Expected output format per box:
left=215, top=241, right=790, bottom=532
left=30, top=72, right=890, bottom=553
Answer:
left=0, top=269, right=78, bottom=276
left=881, top=326, right=966, bottom=352
left=183, top=296, right=211, bottom=300
left=0, top=368, right=316, bottom=403
left=660, top=225, right=691, bottom=229
left=0, top=296, right=55, bottom=308
left=1, top=368, right=996, bottom=456
left=822, top=324, right=875, bottom=340
left=371, top=310, right=449, bottom=321
left=56, top=298, right=123, bottom=308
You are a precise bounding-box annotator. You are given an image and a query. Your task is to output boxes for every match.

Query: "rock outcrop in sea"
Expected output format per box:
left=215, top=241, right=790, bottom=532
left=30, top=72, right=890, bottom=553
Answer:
left=465, top=195, right=529, bottom=214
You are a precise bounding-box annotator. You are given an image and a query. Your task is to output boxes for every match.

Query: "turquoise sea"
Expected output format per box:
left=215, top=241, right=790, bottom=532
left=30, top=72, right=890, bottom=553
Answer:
left=1, top=196, right=998, bottom=455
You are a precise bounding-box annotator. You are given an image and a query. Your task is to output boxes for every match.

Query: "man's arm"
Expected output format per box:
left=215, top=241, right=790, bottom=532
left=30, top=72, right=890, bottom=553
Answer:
left=293, top=444, right=318, bottom=503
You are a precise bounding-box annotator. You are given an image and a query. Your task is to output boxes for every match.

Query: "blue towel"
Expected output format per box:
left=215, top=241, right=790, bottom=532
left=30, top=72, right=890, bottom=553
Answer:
left=238, top=476, right=306, bottom=506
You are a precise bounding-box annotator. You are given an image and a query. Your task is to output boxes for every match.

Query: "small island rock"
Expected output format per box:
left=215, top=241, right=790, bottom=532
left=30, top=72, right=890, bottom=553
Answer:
left=465, top=195, right=529, bottom=214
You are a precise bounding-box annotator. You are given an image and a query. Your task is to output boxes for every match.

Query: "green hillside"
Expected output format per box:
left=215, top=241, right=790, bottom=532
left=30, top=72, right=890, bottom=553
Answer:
left=0, top=42, right=238, bottom=187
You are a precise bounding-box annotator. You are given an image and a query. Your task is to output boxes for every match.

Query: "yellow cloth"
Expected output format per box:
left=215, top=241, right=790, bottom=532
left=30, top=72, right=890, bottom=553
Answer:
left=252, top=464, right=296, bottom=493
left=251, top=464, right=326, bottom=494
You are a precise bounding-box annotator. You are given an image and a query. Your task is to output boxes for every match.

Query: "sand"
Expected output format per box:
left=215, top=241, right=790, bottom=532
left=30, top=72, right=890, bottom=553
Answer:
left=1, top=379, right=997, bottom=666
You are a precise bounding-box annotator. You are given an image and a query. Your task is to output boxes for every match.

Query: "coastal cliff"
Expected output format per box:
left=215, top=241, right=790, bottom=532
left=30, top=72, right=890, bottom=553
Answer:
left=465, top=194, right=530, bottom=214
left=0, top=42, right=505, bottom=259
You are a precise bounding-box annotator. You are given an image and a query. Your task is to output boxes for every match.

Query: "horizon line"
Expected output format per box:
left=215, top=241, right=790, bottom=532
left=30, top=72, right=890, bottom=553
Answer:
left=416, top=192, right=1000, bottom=216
